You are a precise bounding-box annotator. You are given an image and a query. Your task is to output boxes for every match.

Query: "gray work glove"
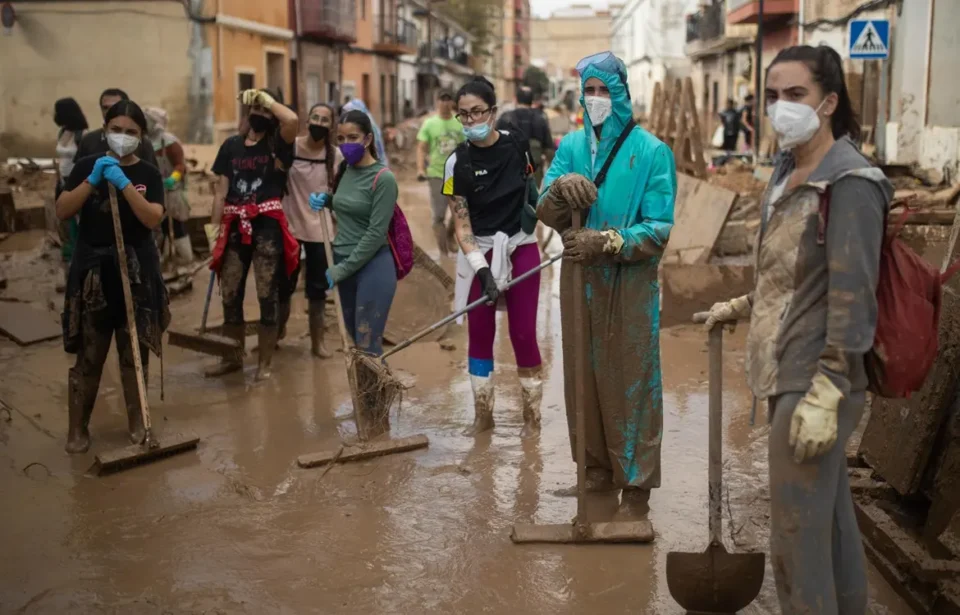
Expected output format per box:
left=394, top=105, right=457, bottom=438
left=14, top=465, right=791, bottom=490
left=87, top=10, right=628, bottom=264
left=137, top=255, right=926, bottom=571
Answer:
left=551, top=173, right=598, bottom=210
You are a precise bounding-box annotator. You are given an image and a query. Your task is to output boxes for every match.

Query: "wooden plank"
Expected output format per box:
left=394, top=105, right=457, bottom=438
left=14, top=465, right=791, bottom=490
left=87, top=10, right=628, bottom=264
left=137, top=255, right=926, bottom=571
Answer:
left=0, top=302, right=61, bottom=345
left=297, top=434, right=429, bottom=468
left=661, top=173, right=738, bottom=266
left=859, top=286, right=960, bottom=495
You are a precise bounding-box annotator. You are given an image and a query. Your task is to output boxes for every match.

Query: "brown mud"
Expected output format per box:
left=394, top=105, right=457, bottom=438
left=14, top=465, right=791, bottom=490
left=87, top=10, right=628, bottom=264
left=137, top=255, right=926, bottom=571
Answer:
left=0, top=178, right=913, bottom=614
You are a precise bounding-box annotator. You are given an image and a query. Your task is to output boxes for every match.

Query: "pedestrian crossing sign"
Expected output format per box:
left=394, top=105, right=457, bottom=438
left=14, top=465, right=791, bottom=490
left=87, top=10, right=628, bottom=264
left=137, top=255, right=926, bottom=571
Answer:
left=849, top=19, right=890, bottom=60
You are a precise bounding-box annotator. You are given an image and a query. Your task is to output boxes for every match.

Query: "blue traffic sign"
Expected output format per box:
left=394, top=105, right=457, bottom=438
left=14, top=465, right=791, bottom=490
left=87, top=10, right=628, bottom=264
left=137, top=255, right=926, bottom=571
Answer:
left=849, top=19, right=890, bottom=60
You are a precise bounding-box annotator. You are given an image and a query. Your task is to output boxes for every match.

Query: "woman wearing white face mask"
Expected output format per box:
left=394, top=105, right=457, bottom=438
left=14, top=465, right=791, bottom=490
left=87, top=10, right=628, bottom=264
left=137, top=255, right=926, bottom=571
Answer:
left=56, top=100, right=169, bottom=455
left=703, top=45, right=893, bottom=613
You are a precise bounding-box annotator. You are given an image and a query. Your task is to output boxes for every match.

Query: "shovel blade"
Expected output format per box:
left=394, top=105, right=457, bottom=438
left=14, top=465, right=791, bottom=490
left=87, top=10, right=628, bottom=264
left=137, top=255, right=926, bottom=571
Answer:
left=666, top=543, right=765, bottom=613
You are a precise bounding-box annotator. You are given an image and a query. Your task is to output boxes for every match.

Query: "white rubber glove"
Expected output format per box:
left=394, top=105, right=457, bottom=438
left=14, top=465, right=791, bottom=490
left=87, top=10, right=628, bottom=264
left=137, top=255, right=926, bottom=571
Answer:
left=789, top=372, right=843, bottom=463
left=703, top=294, right=751, bottom=331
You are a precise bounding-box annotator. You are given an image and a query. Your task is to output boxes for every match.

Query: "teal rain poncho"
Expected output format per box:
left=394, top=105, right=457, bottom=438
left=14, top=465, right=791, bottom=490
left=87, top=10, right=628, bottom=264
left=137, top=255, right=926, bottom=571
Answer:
left=537, top=58, right=676, bottom=489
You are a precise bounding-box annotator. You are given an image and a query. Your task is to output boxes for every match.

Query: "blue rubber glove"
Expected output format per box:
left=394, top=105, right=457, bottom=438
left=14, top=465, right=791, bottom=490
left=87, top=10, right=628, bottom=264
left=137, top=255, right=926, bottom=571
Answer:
left=309, top=192, right=330, bottom=212
left=86, top=156, right=119, bottom=186
left=326, top=271, right=334, bottom=289
left=103, top=165, right=131, bottom=191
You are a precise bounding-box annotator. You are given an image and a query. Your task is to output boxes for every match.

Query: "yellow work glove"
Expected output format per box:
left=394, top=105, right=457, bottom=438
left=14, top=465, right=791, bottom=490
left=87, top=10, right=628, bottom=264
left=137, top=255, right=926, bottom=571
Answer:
left=789, top=372, right=843, bottom=463
left=204, top=223, right=219, bottom=253
left=703, top=294, right=751, bottom=331
left=238, top=89, right=276, bottom=109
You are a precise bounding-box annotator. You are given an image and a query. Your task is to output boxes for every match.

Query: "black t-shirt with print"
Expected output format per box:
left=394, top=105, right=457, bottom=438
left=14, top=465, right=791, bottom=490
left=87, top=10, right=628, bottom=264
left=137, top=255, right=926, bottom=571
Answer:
left=65, top=154, right=165, bottom=248
left=442, top=130, right=529, bottom=237
left=212, top=134, right=288, bottom=205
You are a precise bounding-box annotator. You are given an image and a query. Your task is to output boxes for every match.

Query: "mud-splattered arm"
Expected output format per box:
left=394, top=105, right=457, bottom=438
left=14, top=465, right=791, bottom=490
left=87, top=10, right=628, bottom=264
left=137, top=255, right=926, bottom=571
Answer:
left=819, top=177, right=886, bottom=397
left=536, top=134, right=574, bottom=233
left=614, top=144, right=676, bottom=263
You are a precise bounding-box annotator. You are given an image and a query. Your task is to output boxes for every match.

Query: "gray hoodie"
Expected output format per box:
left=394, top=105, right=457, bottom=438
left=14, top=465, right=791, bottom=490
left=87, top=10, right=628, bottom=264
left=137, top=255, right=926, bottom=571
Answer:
left=746, top=136, right=894, bottom=400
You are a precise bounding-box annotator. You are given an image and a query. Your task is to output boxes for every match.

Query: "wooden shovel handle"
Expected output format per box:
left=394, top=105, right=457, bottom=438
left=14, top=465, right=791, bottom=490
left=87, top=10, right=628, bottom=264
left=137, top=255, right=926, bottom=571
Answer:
left=320, top=207, right=353, bottom=352
left=107, top=184, right=153, bottom=443
left=572, top=210, right=587, bottom=533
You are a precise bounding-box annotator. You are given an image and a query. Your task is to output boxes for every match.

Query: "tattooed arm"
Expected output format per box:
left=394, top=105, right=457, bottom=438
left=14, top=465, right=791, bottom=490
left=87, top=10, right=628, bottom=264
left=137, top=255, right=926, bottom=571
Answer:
left=448, top=195, right=479, bottom=254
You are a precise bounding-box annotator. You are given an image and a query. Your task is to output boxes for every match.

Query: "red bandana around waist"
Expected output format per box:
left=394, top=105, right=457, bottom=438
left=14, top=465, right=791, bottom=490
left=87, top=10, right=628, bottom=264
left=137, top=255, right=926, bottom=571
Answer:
left=210, top=198, right=300, bottom=277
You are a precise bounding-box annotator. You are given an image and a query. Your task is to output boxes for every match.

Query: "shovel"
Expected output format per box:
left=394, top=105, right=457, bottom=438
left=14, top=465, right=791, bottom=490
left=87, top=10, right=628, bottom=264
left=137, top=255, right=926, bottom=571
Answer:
left=665, top=313, right=764, bottom=612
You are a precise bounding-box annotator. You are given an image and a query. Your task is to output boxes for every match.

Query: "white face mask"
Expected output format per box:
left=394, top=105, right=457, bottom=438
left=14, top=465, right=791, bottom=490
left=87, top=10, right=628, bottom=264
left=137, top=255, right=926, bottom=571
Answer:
left=767, top=99, right=826, bottom=150
left=584, top=96, right=612, bottom=126
left=106, top=133, right=140, bottom=157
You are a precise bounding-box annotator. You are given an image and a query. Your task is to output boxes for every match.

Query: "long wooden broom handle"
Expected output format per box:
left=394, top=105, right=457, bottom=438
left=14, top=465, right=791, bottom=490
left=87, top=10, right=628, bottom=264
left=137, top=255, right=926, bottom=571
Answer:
left=320, top=207, right=354, bottom=351
left=572, top=210, right=587, bottom=535
left=107, top=184, right=153, bottom=442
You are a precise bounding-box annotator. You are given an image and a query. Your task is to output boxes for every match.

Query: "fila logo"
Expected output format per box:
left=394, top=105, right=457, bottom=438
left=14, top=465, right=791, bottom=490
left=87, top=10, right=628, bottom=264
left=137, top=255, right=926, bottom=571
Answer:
left=474, top=169, right=488, bottom=177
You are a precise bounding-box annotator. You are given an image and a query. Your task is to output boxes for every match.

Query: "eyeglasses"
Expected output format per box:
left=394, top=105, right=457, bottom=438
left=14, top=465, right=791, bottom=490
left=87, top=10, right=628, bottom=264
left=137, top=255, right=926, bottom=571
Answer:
left=456, top=107, right=493, bottom=123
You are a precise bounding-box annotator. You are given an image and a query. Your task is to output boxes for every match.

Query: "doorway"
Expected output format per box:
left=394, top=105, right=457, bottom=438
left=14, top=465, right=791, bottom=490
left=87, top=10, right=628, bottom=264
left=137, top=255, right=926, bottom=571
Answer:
left=266, top=50, right=286, bottom=102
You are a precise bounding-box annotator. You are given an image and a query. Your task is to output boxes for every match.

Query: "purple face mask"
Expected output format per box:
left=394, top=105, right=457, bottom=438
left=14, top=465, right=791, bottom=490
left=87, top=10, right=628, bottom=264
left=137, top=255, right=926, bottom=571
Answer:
left=339, top=142, right=366, bottom=166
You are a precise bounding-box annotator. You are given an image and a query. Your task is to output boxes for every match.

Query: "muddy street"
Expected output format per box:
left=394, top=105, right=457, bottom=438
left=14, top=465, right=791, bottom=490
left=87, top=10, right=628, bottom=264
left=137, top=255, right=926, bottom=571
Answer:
left=0, top=178, right=911, bottom=614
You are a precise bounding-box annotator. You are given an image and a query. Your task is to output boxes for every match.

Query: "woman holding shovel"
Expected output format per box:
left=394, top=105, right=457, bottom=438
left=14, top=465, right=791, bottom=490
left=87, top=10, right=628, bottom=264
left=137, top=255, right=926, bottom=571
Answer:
left=56, top=100, right=169, bottom=454
left=278, top=103, right=342, bottom=358
left=207, top=88, right=300, bottom=381
left=442, top=76, right=544, bottom=439
left=703, top=45, right=892, bottom=613
left=308, top=109, right=398, bottom=356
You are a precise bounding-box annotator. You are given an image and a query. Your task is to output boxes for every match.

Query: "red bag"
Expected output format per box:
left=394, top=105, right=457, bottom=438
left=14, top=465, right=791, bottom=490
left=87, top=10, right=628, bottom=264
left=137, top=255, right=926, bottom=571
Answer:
left=373, top=169, right=414, bottom=280
left=820, top=192, right=960, bottom=398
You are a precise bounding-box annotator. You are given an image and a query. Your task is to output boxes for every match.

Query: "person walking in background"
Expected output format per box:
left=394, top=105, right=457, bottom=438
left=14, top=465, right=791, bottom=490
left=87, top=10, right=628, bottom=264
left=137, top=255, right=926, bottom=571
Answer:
left=703, top=44, right=892, bottom=613
left=208, top=88, right=300, bottom=381
left=538, top=52, right=675, bottom=527
left=75, top=88, right=158, bottom=167
left=417, top=89, right=463, bottom=257
left=279, top=103, right=342, bottom=358
left=53, top=97, right=89, bottom=290
left=311, top=109, right=399, bottom=356
left=497, top=86, right=555, bottom=189
left=718, top=98, right=742, bottom=152
left=56, top=100, right=169, bottom=454
left=144, top=106, right=193, bottom=267
left=741, top=93, right=756, bottom=152
left=443, top=76, right=544, bottom=439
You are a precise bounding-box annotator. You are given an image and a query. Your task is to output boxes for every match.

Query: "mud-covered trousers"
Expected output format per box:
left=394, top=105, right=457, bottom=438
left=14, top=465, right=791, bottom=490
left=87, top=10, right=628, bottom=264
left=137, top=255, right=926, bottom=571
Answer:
left=768, top=391, right=868, bottom=615
left=466, top=243, right=542, bottom=377
left=219, top=217, right=285, bottom=326
left=74, top=313, right=149, bottom=414
left=334, top=245, right=396, bottom=355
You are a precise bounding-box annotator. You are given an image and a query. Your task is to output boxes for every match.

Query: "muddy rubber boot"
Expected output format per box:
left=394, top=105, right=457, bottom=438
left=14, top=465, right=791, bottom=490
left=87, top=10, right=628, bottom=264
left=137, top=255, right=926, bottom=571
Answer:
left=308, top=299, right=332, bottom=358
left=432, top=222, right=449, bottom=256
left=551, top=468, right=616, bottom=497
left=65, top=368, right=94, bottom=454
left=173, top=236, right=194, bottom=266
left=518, top=369, right=543, bottom=439
left=463, top=375, right=495, bottom=436
left=616, top=488, right=652, bottom=523
left=204, top=323, right=245, bottom=377
left=277, top=300, right=291, bottom=343
left=120, top=363, right=146, bottom=444
left=255, top=325, right=278, bottom=382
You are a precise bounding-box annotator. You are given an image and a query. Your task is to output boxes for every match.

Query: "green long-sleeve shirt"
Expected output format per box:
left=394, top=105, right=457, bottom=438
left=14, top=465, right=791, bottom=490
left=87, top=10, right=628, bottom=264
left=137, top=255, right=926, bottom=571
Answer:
left=329, top=161, right=398, bottom=283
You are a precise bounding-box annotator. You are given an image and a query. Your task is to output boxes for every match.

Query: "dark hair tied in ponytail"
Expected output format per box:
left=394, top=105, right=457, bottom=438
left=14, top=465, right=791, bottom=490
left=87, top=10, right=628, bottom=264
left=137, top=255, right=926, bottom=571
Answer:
left=768, top=44, right=861, bottom=142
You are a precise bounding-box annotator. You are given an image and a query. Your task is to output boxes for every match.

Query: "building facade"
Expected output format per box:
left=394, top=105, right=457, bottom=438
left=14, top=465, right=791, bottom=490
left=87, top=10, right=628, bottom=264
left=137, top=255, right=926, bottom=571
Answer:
left=532, top=5, right=616, bottom=107
left=610, top=0, right=698, bottom=117
left=290, top=0, right=357, bottom=119
left=485, top=0, right=531, bottom=104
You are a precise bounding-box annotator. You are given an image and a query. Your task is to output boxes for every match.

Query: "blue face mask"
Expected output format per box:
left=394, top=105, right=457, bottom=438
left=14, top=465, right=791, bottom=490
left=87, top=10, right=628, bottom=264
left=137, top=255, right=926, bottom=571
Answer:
left=463, top=122, right=492, bottom=142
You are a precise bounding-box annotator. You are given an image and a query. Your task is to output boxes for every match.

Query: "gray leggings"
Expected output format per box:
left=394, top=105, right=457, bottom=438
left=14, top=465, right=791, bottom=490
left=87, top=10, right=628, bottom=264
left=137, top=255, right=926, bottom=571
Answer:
left=768, top=391, right=868, bottom=615
left=336, top=246, right=397, bottom=355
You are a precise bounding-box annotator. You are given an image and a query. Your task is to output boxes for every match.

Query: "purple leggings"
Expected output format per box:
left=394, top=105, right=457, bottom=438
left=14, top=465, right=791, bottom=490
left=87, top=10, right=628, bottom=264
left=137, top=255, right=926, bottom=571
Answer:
left=467, top=243, right=542, bottom=377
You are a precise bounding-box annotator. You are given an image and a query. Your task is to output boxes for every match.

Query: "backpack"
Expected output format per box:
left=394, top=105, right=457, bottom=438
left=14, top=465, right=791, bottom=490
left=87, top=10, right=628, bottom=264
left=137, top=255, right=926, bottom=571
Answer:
left=504, top=109, right=544, bottom=171
left=819, top=191, right=960, bottom=398
left=334, top=160, right=414, bottom=280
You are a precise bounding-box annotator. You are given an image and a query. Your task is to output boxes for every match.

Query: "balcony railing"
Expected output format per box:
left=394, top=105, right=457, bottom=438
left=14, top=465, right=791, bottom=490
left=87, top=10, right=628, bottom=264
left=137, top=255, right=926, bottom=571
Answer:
left=375, top=15, right=418, bottom=54
left=300, top=0, right=357, bottom=43
left=685, top=1, right=725, bottom=44
left=419, top=40, right=470, bottom=66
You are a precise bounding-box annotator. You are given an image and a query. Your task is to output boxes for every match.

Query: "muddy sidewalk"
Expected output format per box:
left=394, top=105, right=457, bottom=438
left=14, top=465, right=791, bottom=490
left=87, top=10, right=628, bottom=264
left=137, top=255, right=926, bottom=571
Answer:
left=0, top=179, right=912, bottom=614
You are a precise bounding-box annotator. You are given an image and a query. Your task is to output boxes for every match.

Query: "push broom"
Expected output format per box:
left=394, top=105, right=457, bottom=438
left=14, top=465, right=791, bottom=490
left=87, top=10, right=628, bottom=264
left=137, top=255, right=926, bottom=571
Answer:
left=91, top=185, right=199, bottom=475
left=297, top=208, right=562, bottom=469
